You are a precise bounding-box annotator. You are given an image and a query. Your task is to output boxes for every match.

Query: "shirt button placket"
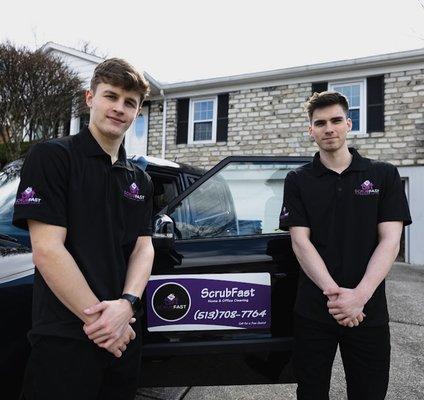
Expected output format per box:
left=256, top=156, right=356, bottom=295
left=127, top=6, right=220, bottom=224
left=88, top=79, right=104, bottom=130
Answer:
left=336, top=175, right=342, bottom=196
left=106, top=163, right=112, bottom=203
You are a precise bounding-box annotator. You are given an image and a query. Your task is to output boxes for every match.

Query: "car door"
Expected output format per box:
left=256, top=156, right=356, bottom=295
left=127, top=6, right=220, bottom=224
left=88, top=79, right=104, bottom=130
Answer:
left=140, top=156, right=309, bottom=387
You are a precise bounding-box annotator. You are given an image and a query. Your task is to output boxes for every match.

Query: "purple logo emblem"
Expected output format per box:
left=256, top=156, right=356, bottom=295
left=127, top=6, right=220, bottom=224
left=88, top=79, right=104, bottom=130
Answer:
left=15, top=187, right=41, bottom=205
left=355, top=180, right=380, bottom=196
left=361, top=180, right=374, bottom=191
left=129, top=183, right=139, bottom=195
left=164, top=293, right=178, bottom=306
left=124, top=182, right=145, bottom=201
left=280, top=206, right=289, bottom=219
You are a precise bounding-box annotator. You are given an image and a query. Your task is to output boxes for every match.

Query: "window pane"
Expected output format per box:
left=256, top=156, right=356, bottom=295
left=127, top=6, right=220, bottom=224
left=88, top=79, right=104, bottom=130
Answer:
left=134, top=115, right=146, bottom=139
left=193, top=122, right=212, bottom=141
left=170, top=162, right=303, bottom=240
left=194, top=110, right=201, bottom=120
left=350, top=95, right=360, bottom=108
left=333, top=85, right=343, bottom=94
left=349, top=109, right=360, bottom=131
left=343, top=85, right=351, bottom=98
left=194, top=100, right=213, bottom=121
left=334, top=84, right=360, bottom=108
left=151, top=176, right=179, bottom=215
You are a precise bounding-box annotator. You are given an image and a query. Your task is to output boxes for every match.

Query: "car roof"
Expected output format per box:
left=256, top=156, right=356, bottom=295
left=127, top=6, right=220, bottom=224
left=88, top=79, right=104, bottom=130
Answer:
left=130, top=155, right=205, bottom=176
left=2, top=154, right=205, bottom=177
left=129, top=155, right=181, bottom=169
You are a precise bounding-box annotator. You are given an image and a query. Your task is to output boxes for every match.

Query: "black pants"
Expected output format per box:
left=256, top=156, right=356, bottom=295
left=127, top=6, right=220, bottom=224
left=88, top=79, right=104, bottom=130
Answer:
left=21, top=335, right=141, bottom=400
left=294, top=314, right=390, bottom=400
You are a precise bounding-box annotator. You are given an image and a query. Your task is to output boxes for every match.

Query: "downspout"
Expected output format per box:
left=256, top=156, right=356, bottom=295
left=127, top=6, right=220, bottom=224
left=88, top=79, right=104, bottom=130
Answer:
left=160, top=89, right=167, bottom=160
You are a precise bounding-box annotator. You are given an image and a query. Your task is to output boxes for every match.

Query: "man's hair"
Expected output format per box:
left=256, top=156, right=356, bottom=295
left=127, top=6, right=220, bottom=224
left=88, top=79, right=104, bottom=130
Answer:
left=90, top=58, right=150, bottom=105
left=306, top=91, right=349, bottom=121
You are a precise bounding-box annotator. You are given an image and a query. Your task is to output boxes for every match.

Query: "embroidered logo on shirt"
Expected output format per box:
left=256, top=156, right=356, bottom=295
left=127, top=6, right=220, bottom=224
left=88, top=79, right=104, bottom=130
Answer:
left=354, top=180, right=380, bottom=196
left=124, top=182, right=145, bottom=201
left=280, top=206, right=289, bottom=220
left=15, top=187, right=41, bottom=205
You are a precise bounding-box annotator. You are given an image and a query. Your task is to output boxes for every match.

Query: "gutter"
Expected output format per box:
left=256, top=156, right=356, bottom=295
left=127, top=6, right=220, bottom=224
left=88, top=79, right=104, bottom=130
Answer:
left=160, top=89, right=167, bottom=159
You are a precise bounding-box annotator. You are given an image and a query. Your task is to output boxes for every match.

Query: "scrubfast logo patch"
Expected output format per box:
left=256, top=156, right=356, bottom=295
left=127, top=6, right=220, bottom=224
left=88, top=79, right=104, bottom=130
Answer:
left=15, top=187, right=41, bottom=205
left=124, top=182, right=145, bottom=201
left=152, top=283, right=191, bottom=322
left=355, top=180, right=380, bottom=196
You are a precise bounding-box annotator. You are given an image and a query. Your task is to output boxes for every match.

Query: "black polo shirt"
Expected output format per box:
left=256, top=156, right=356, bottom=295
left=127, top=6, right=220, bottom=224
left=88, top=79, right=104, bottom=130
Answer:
left=280, top=148, right=411, bottom=326
left=13, top=127, right=153, bottom=342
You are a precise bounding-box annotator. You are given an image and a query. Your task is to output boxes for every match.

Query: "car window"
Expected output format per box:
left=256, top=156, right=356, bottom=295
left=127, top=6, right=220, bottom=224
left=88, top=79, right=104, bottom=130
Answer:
left=0, top=160, right=28, bottom=243
left=170, top=161, right=301, bottom=240
left=0, top=163, right=182, bottom=243
left=150, top=174, right=179, bottom=215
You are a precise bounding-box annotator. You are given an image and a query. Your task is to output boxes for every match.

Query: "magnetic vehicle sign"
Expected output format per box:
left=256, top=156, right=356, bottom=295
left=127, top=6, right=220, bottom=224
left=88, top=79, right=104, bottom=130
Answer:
left=146, top=273, right=270, bottom=332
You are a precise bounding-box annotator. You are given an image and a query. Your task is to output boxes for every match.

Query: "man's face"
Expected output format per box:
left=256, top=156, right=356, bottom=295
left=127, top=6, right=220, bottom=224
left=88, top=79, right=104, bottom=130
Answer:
left=308, top=104, right=352, bottom=153
left=86, top=82, right=140, bottom=140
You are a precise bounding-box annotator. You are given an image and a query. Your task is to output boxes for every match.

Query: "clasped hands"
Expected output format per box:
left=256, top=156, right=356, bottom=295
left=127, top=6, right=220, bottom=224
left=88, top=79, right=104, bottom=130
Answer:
left=323, top=287, right=367, bottom=328
left=82, top=299, right=136, bottom=358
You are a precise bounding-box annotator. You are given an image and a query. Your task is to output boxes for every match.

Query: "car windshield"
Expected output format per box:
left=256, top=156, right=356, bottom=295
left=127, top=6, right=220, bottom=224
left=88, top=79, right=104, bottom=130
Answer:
left=0, top=159, right=30, bottom=246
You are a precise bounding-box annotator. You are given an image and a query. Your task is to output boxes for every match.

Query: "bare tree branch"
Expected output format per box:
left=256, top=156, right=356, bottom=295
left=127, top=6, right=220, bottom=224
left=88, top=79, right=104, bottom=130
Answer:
left=77, top=40, right=108, bottom=59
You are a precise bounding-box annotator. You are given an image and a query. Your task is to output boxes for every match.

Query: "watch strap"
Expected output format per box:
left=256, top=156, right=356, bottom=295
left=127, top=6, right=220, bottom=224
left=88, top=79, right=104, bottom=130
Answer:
left=121, top=293, right=142, bottom=313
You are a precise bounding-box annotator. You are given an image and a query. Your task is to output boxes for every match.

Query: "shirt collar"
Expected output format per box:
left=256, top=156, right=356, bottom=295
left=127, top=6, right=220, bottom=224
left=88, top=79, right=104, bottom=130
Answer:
left=312, top=147, right=370, bottom=177
left=77, top=126, right=135, bottom=171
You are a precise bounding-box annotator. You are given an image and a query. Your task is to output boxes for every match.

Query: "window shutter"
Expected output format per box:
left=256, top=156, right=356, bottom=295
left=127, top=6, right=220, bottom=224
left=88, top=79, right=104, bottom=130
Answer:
left=176, top=98, right=190, bottom=144
left=367, top=76, right=384, bottom=133
left=311, top=82, right=328, bottom=94
left=216, top=93, right=229, bottom=142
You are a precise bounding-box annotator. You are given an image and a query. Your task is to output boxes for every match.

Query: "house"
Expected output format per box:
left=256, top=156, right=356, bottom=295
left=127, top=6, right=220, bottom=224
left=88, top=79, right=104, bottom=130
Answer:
left=41, top=42, right=424, bottom=265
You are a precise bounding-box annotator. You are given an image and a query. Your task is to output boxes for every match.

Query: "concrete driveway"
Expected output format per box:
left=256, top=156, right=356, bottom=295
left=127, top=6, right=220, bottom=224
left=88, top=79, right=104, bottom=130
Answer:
left=136, top=262, right=424, bottom=400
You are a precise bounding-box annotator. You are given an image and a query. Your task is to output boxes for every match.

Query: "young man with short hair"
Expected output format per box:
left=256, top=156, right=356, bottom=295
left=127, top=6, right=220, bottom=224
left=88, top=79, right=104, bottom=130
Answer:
left=280, top=91, right=411, bottom=400
left=13, top=58, right=154, bottom=400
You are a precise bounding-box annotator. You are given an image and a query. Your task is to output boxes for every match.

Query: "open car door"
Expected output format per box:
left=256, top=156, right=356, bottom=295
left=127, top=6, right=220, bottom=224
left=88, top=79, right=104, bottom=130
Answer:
left=140, top=156, right=310, bottom=386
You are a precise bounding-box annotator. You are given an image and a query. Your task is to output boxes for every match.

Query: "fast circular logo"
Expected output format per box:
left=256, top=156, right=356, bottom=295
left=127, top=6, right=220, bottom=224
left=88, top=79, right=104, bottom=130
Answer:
left=151, top=282, right=191, bottom=322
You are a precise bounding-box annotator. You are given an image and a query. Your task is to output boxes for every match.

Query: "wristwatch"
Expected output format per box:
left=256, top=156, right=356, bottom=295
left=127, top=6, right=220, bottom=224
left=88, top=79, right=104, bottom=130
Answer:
left=121, top=293, right=142, bottom=313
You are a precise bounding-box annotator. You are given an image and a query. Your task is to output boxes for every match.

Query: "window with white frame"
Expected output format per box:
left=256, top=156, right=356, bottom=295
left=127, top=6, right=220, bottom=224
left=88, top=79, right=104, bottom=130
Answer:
left=329, top=80, right=366, bottom=133
left=188, top=97, right=217, bottom=144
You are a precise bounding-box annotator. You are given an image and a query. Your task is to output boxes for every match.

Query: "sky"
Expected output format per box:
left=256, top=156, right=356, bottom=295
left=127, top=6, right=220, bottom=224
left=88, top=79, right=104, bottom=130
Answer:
left=2, top=0, right=424, bottom=83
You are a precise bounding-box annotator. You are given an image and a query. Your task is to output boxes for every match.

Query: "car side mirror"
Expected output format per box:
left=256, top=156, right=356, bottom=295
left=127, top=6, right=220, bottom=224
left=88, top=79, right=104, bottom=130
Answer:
left=153, top=214, right=175, bottom=249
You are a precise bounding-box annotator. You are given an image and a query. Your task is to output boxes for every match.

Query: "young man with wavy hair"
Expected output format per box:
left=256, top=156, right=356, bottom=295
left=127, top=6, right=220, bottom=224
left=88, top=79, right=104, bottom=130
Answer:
left=14, top=58, right=153, bottom=400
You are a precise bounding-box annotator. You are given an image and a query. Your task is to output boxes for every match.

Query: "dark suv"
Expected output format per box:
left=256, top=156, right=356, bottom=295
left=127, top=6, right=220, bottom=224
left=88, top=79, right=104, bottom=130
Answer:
left=0, top=154, right=309, bottom=397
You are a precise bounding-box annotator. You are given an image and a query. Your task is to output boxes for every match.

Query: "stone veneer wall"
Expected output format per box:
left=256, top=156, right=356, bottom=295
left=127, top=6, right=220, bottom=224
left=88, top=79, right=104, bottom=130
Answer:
left=380, top=68, right=424, bottom=166
left=146, top=101, right=166, bottom=157
left=147, top=69, right=424, bottom=169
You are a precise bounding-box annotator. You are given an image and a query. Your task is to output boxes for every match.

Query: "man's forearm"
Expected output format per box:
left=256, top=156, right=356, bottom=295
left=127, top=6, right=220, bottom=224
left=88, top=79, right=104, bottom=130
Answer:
left=291, top=230, right=338, bottom=292
left=33, top=243, right=100, bottom=324
left=356, top=238, right=400, bottom=304
left=123, top=236, right=154, bottom=297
